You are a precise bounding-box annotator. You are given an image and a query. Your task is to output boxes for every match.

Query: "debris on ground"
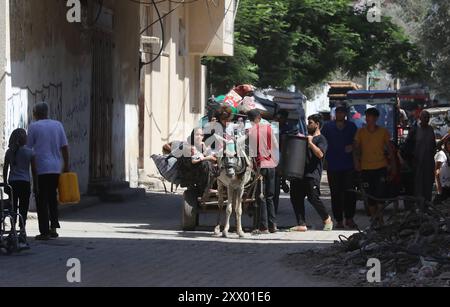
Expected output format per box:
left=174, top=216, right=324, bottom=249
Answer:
left=287, top=200, right=450, bottom=287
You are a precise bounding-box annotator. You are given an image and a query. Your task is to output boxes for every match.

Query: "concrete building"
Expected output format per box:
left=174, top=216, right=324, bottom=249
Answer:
left=0, top=0, right=236, bottom=195
left=1, top=0, right=141, bottom=196
left=138, top=0, right=236, bottom=189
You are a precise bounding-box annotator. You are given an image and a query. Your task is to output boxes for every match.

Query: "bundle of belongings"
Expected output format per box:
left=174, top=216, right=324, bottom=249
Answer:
left=151, top=140, right=217, bottom=192
left=152, top=84, right=308, bottom=193
left=253, top=88, right=306, bottom=119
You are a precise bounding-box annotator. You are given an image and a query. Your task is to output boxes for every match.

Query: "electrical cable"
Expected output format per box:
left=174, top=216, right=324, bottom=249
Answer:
left=128, top=0, right=200, bottom=5
left=88, top=0, right=104, bottom=27
left=140, top=4, right=181, bottom=35
left=140, top=0, right=165, bottom=66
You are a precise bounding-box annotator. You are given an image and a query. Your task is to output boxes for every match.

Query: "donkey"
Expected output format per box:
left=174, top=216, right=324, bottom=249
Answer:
left=213, top=130, right=254, bottom=238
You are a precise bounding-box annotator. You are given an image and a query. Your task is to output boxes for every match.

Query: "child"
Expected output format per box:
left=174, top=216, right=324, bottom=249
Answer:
left=189, top=128, right=218, bottom=197
left=3, top=128, right=35, bottom=242
left=190, top=128, right=217, bottom=165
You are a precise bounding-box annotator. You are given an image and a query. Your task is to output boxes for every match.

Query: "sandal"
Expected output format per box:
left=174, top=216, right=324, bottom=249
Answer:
left=323, top=222, right=334, bottom=231
left=288, top=226, right=308, bottom=232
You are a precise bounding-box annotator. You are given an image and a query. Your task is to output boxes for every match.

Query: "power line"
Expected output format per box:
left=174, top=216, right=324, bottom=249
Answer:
left=128, top=0, right=200, bottom=5
left=89, top=0, right=104, bottom=27
left=140, top=4, right=181, bottom=35
left=140, top=0, right=165, bottom=66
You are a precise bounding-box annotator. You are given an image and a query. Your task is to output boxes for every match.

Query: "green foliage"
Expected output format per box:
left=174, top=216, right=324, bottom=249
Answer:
left=419, top=0, right=450, bottom=97
left=204, top=0, right=424, bottom=94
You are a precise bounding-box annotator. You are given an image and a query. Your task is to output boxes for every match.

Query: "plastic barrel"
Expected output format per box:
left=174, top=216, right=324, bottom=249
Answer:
left=280, top=135, right=307, bottom=179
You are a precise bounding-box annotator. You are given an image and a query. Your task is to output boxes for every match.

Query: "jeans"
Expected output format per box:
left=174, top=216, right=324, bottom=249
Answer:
left=274, top=174, right=281, bottom=213
left=290, top=177, right=330, bottom=226
left=327, top=170, right=356, bottom=222
left=36, top=174, right=60, bottom=235
left=256, top=168, right=276, bottom=230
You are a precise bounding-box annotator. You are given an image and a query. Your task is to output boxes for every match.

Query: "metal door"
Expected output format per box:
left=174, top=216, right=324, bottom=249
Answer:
left=89, top=31, right=113, bottom=181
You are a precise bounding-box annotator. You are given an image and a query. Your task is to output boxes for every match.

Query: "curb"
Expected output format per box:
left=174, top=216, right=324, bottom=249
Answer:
left=27, top=195, right=102, bottom=220
left=58, top=196, right=102, bottom=215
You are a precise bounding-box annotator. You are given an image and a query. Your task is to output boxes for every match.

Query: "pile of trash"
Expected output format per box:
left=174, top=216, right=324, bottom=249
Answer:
left=289, top=200, right=450, bottom=287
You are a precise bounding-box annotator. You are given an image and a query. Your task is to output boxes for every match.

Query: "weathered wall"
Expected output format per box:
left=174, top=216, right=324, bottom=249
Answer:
left=7, top=0, right=91, bottom=192
left=141, top=2, right=207, bottom=186
left=110, top=0, right=140, bottom=187
left=189, top=0, right=235, bottom=56
left=0, top=0, right=7, bottom=170
left=5, top=0, right=141, bottom=192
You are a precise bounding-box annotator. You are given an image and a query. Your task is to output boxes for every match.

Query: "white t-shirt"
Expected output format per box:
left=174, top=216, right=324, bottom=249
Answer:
left=435, top=150, right=450, bottom=188
left=27, top=119, right=69, bottom=175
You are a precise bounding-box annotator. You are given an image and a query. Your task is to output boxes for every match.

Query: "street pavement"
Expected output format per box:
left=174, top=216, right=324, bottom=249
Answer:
left=0, top=176, right=374, bottom=287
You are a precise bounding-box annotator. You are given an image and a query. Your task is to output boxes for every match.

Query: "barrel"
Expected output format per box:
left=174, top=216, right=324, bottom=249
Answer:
left=280, top=135, right=307, bottom=179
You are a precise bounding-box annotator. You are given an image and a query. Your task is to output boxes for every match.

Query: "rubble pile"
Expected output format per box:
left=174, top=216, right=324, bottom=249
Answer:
left=291, top=201, right=450, bottom=287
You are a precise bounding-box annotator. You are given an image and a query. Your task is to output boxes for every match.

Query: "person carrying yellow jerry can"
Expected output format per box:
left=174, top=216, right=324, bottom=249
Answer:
left=27, top=102, right=72, bottom=241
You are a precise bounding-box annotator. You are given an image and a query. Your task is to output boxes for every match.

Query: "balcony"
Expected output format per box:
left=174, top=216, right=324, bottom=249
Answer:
left=188, top=0, right=235, bottom=56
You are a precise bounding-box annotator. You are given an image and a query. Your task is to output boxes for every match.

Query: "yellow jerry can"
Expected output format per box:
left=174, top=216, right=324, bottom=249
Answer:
left=58, top=173, right=81, bottom=204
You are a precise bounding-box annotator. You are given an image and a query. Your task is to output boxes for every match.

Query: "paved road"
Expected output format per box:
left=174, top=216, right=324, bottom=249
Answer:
left=0, top=178, right=372, bottom=287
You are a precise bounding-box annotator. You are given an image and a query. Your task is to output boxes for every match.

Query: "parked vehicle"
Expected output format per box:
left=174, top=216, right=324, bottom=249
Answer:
left=423, top=106, right=450, bottom=141
left=346, top=90, right=399, bottom=144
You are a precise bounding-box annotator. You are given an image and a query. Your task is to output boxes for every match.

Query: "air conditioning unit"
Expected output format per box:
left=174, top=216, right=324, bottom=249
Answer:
left=141, top=36, right=162, bottom=54
left=141, top=36, right=161, bottom=45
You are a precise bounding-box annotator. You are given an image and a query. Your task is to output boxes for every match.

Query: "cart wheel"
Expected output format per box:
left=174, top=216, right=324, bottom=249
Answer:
left=182, top=190, right=198, bottom=231
left=362, top=196, right=371, bottom=217
left=6, top=234, right=18, bottom=254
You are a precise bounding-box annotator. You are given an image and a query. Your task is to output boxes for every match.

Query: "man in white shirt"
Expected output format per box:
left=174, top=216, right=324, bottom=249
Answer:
left=28, top=102, right=69, bottom=241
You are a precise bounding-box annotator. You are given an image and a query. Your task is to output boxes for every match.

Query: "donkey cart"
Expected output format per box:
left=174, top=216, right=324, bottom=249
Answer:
left=181, top=176, right=260, bottom=232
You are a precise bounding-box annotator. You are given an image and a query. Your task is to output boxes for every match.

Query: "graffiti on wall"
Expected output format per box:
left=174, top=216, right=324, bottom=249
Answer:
left=5, top=78, right=90, bottom=187
left=4, top=81, right=63, bottom=149
left=8, top=83, right=62, bottom=120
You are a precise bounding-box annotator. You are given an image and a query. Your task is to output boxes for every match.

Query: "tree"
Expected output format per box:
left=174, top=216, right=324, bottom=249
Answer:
left=204, top=0, right=290, bottom=94
left=204, top=34, right=258, bottom=95
left=419, top=0, right=450, bottom=98
left=204, top=0, right=424, bottom=94
left=383, top=0, right=450, bottom=98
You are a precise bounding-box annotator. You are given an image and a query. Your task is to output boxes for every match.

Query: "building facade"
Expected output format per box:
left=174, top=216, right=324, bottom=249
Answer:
left=1, top=0, right=141, bottom=194
left=138, top=0, right=236, bottom=189
left=0, top=0, right=236, bottom=194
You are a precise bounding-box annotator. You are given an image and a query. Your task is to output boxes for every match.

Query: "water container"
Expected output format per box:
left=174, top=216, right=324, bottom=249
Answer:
left=58, top=173, right=81, bottom=204
left=280, top=135, right=307, bottom=179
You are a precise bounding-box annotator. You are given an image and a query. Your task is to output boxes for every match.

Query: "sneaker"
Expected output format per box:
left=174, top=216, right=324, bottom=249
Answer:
left=35, top=234, right=51, bottom=241
left=50, top=228, right=59, bottom=238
